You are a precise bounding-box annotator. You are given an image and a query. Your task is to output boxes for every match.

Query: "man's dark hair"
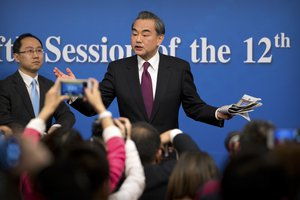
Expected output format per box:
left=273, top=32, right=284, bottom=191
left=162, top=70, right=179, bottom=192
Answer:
left=221, top=153, right=288, bottom=200
left=41, top=128, right=84, bottom=160
left=132, top=11, right=165, bottom=35
left=13, top=33, right=43, bottom=53
left=224, top=131, right=240, bottom=152
left=37, top=141, right=109, bottom=200
left=239, top=120, right=275, bottom=155
left=131, top=121, right=161, bottom=165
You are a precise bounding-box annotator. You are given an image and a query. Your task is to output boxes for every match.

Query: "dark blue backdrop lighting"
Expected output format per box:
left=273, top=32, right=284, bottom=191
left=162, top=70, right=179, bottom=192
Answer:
left=1, top=0, right=299, bottom=167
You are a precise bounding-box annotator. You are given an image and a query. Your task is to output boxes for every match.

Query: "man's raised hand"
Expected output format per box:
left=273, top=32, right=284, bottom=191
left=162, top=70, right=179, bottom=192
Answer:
left=53, top=67, right=76, bottom=79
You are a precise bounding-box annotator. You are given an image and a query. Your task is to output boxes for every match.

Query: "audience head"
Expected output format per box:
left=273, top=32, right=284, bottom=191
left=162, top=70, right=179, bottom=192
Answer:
left=239, top=119, right=275, bottom=155
left=221, top=152, right=288, bottom=200
left=0, top=170, right=22, bottom=200
left=131, top=121, right=161, bottom=165
left=166, top=151, right=220, bottom=200
left=269, top=143, right=300, bottom=200
left=37, top=141, right=110, bottom=200
left=41, top=128, right=83, bottom=160
left=224, top=131, right=240, bottom=158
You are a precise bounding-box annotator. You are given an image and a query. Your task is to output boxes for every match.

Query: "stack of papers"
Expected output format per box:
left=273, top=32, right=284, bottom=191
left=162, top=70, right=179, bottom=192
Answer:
left=218, top=94, right=262, bottom=121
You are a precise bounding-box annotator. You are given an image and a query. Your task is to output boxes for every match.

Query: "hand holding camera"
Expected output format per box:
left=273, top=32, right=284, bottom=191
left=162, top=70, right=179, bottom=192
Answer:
left=60, top=79, right=93, bottom=98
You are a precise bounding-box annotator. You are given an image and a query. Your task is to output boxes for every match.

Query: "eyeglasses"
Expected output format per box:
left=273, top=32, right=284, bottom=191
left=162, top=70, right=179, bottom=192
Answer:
left=18, top=49, right=44, bottom=55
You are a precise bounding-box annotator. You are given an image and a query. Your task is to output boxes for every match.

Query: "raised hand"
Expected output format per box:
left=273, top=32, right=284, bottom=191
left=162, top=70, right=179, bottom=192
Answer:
left=84, top=78, right=105, bottom=113
left=114, top=117, right=132, bottom=139
left=38, top=79, right=69, bottom=121
left=53, top=67, right=76, bottom=79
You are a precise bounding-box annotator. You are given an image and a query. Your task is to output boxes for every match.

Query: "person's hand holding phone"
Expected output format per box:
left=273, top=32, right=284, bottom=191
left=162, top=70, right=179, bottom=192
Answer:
left=84, top=78, right=105, bottom=113
left=39, top=79, right=69, bottom=121
left=60, top=79, right=92, bottom=98
left=114, top=117, right=132, bottom=139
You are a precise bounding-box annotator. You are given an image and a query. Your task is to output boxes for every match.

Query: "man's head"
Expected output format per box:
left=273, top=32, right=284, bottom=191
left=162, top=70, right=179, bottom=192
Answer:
left=13, top=33, right=44, bottom=77
left=239, top=120, right=275, bottom=155
left=224, top=131, right=241, bottom=158
left=131, top=11, right=165, bottom=61
left=38, top=141, right=110, bottom=200
left=131, top=121, right=161, bottom=165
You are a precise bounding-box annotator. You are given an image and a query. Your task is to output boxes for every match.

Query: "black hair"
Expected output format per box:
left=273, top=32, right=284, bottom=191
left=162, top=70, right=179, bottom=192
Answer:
left=131, top=121, right=160, bottom=165
left=13, top=33, right=43, bottom=53
left=37, top=141, right=109, bottom=200
left=132, top=11, right=165, bottom=35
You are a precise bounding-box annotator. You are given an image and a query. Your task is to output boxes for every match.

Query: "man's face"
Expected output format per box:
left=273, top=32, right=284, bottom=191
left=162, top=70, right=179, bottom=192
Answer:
left=14, top=37, right=43, bottom=76
left=131, top=19, right=164, bottom=61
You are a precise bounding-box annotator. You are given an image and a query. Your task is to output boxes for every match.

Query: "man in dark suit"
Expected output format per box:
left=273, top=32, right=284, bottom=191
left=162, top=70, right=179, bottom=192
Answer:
left=0, top=33, right=75, bottom=132
left=54, top=11, right=231, bottom=133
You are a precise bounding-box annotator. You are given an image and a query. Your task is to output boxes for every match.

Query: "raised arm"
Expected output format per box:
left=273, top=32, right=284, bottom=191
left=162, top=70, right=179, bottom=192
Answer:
left=110, top=117, right=145, bottom=200
left=85, top=78, right=126, bottom=192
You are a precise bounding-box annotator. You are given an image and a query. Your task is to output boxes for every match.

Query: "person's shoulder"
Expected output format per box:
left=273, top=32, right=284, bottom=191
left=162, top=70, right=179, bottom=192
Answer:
left=1, top=71, right=18, bottom=81
left=0, top=71, right=19, bottom=86
left=0, top=72, right=20, bottom=93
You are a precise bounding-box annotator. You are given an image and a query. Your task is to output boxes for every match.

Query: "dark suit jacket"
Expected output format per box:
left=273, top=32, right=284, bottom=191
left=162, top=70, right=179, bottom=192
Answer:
left=0, top=71, right=75, bottom=131
left=140, top=133, right=200, bottom=200
left=72, top=53, right=223, bottom=133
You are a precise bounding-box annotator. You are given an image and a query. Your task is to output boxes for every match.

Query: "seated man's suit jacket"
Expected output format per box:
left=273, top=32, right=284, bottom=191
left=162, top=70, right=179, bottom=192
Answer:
left=0, top=71, right=75, bottom=131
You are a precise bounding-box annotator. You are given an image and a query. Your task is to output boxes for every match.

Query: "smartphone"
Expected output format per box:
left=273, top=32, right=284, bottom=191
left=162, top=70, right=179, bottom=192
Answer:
left=267, top=128, right=300, bottom=149
left=274, top=129, right=300, bottom=145
left=60, top=79, right=92, bottom=97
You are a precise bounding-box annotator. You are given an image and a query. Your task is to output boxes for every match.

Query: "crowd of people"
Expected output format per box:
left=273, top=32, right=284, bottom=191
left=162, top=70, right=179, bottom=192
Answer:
left=1, top=78, right=299, bottom=200
left=1, top=10, right=299, bottom=200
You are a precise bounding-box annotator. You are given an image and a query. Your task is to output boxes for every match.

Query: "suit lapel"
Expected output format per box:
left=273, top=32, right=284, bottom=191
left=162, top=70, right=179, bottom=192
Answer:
left=125, top=56, right=149, bottom=120
left=13, top=72, right=35, bottom=117
left=150, top=54, right=172, bottom=121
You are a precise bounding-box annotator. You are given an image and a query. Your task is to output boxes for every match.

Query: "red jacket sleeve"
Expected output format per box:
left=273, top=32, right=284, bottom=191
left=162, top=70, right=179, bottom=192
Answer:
left=106, top=136, right=126, bottom=192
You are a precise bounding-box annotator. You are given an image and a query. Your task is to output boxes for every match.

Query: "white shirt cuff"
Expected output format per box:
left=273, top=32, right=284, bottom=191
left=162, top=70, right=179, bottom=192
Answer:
left=26, top=118, right=46, bottom=135
left=102, top=126, right=122, bottom=142
left=170, top=129, right=183, bottom=143
left=51, top=124, right=62, bottom=128
left=215, top=108, right=221, bottom=120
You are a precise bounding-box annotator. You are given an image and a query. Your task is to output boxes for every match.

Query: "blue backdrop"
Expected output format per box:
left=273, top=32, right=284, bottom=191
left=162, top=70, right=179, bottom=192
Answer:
left=1, top=0, right=299, bottom=168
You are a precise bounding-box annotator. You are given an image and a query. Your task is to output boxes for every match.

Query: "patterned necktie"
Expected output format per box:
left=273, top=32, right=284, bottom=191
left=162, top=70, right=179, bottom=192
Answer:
left=31, top=79, right=40, bottom=117
left=141, top=62, right=153, bottom=118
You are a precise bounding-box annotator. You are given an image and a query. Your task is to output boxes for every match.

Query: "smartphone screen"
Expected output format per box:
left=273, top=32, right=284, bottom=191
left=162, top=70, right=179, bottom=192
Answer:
left=274, top=129, right=300, bottom=145
left=60, top=80, right=88, bottom=97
